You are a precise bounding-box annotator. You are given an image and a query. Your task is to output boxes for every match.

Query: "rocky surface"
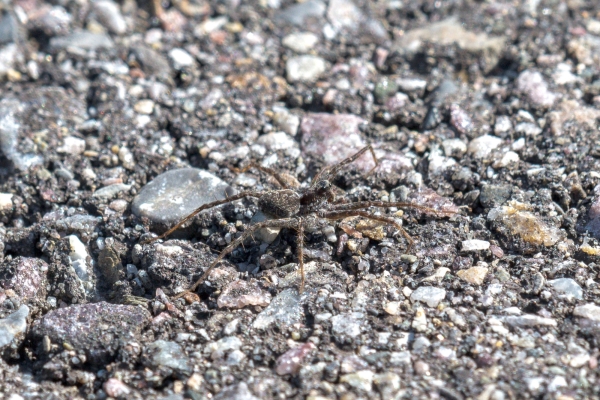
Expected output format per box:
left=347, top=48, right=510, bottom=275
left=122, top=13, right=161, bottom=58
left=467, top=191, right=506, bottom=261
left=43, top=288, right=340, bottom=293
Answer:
left=0, top=0, right=600, bottom=399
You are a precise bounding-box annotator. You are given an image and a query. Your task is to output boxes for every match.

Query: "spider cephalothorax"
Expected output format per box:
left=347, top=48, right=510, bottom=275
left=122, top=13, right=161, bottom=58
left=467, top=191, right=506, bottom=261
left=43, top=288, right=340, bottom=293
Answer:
left=143, top=145, right=456, bottom=298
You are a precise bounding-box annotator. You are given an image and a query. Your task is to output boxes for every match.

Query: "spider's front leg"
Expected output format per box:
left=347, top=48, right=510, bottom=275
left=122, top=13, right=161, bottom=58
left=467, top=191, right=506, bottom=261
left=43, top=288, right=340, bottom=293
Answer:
left=141, top=191, right=262, bottom=245
left=320, top=210, right=415, bottom=253
left=173, top=217, right=300, bottom=299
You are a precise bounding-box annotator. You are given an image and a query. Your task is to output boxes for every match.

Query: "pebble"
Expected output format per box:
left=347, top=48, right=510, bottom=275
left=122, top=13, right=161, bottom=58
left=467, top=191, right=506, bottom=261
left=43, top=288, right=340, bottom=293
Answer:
left=272, top=107, right=300, bottom=136
left=205, top=336, right=242, bottom=360
left=327, top=0, right=362, bottom=30
left=92, top=0, right=127, bottom=35
left=92, top=183, right=132, bottom=200
left=251, top=211, right=282, bottom=244
left=57, top=136, right=86, bottom=155
left=50, top=31, right=114, bottom=51
left=373, top=372, right=400, bottom=397
left=145, top=340, right=193, bottom=374
left=410, top=286, right=446, bottom=308
left=217, top=280, right=272, bottom=309
left=132, top=168, right=231, bottom=225
left=383, top=301, right=401, bottom=316
left=504, top=314, right=557, bottom=328
left=0, top=44, right=20, bottom=79
left=340, top=370, right=374, bottom=392
left=282, top=32, right=319, bottom=53
left=331, top=312, right=364, bottom=340
left=134, top=99, right=155, bottom=115
left=480, top=184, right=512, bottom=208
left=252, top=289, right=304, bottom=329
left=494, top=115, right=512, bottom=135
left=547, top=278, right=583, bottom=300
left=286, top=55, right=327, bottom=83
left=275, top=343, right=316, bottom=375
left=274, top=0, right=326, bottom=26
left=257, top=131, right=298, bottom=151
left=441, top=138, right=467, bottom=158
left=168, top=48, right=195, bottom=70
left=0, top=305, right=29, bottom=350
left=516, top=70, right=556, bottom=108
left=421, top=267, right=450, bottom=283
left=30, top=302, right=150, bottom=364
left=573, top=303, right=600, bottom=322
left=0, top=193, right=13, bottom=211
left=468, top=135, right=503, bottom=159
left=456, top=266, right=488, bottom=286
left=461, top=240, right=491, bottom=252
left=494, top=151, right=520, bottom=168
left=103, top=378, right=131, bottom=398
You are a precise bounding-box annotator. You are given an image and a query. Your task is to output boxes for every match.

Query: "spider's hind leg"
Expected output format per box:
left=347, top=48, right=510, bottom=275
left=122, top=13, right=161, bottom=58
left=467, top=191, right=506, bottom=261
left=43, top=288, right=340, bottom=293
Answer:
left=173, top=217, right=300, bottom=299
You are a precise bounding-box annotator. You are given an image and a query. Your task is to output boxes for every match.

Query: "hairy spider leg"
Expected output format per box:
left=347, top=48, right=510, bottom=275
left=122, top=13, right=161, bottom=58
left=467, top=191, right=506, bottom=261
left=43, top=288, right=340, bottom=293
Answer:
left=296, top=217, right=305, bottom=293
left=330, top=201, right=457, bottom=218
left=173, top=217, right=300, bottom=299
left=232, top=162, right=299, bottom=189
left=312, top=145, right=379, bottom=185
left=321, top=210, right=415, bottom=253
left=141, top=191, right=262, bottom=245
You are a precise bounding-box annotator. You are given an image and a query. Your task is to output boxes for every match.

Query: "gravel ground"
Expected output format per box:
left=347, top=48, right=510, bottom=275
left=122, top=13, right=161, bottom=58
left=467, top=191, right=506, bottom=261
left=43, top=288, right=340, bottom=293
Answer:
left=1, top=0, right=600, bottom=399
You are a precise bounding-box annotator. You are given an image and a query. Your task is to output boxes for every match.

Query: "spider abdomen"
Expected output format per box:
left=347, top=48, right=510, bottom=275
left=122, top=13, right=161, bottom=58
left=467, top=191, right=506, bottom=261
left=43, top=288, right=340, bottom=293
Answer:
left=258, top=190, right=301, bottom=218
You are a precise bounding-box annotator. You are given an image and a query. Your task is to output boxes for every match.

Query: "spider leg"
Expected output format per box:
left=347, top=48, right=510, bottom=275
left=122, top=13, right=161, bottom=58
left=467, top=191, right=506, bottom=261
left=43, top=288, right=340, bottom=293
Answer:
left=141, top=191, right=262, bottom=245
left=330, top=201, right=457, bottom=217
left=173, top=217, right=300, bottom=299
left=312, top=145, right=379, bottom=184
left=320, top=210, right=415, bottom=253
left=232, top=162, right=299, bottom=189
left=296, top=217, right=305, bottom=293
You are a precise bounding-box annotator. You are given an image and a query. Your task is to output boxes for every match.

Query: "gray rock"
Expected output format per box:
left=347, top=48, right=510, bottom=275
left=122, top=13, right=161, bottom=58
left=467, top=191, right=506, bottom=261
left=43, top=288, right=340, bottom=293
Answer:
left=504, top=314, right=557, bottom=328
left=145, top=340, right=192, bottom=374
left=0, top=10, right=23, bottom=45
left=130, top=46, right=172, bottom=81
left=327, top=0, right=362, bottom=30
left=410, top=286, right=446, bottom=308
left=30, top=302, right=150, bottom=364
left=0, top=305, right=29, bottom=350
left=168, top=48, right=195, bottom=70
left=286, top=55, right=327, bottom=83
left=50, top=31, right=114, bottom=51
left=468, top=135, right=502, bottom=159
left=132, top=168, right=231, bottom=225
left=461, top=240, right=490, bottom=252
left=548, top=278, right=583, bottom=300
left=275, top=0, right=326, bottom=26
left=516, top=70, right=556, bottom=108
left=573, top=303, right=600, bottom=322
left=92, top=0, right=127, bottom=35
left=480, top=184, right=513, bottom=208
left=252, top=288, right=306, bottom=329
left=331, top=312, right=364, bottom=341
left=29, top=6, right=72, bottom=37
left=282, top=32, right=319, bottom=53
left=92, top=184, right=132, bottom=200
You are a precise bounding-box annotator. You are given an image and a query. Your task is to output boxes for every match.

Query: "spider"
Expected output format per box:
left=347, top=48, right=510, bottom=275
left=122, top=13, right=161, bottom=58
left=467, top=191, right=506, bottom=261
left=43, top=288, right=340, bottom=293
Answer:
left=143, top=145, right=456, bottom=299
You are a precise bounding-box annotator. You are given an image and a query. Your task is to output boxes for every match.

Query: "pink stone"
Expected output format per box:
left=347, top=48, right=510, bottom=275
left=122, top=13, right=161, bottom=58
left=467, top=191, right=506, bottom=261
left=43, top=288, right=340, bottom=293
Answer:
left=217, top=279, right=272, bottom=309
left=103, top=378, right=131, bottom=397
left=275, top=343, right=316, bottom=375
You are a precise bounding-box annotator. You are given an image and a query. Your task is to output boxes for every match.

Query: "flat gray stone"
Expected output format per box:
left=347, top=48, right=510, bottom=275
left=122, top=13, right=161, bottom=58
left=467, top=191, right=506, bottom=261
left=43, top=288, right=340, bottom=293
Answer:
left=132, top=168, right=231, bottom=225
left=50, top=31, right=114, bottom=51
left=410, top=286, right=446, bottom=308
left=548, top=278, right=583, bottom=300
left=0, top=305, right=29, bottom=349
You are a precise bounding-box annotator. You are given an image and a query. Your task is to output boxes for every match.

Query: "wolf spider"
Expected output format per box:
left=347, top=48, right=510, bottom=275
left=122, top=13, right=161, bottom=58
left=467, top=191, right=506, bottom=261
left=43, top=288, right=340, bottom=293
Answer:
left=143, top=145, right=456, bottom=299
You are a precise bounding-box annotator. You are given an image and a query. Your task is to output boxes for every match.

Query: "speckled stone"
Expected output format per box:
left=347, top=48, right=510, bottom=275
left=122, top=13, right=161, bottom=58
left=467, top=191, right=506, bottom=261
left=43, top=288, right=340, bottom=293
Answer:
left=30, top=302, right=150, bottom=364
